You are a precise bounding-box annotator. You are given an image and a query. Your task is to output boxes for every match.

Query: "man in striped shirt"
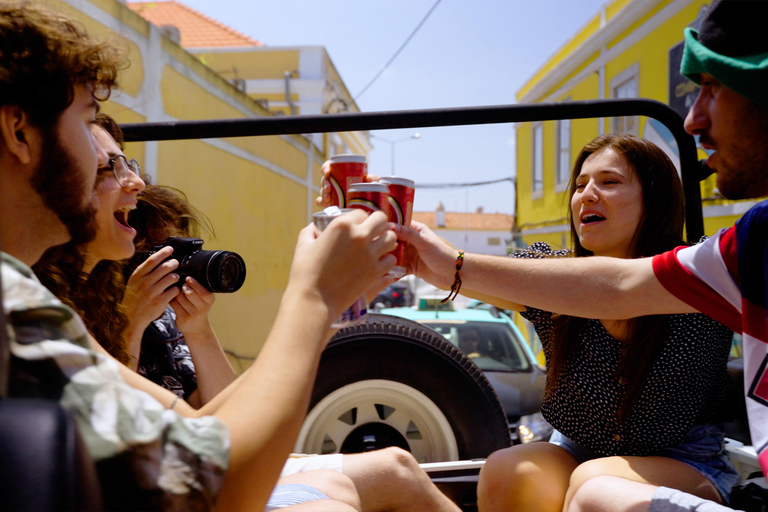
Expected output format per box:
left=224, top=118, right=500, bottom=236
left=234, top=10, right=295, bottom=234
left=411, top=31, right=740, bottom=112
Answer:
left=398, top=1, right=768, bottom=510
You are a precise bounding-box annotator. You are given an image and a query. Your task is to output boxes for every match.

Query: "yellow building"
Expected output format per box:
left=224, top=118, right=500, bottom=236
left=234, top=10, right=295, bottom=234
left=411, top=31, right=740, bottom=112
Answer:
left=514, top=0, right=760, bottom=252
left=44, top=0, right=366, bottom=370
left=511, top=0, right=762, bottom=354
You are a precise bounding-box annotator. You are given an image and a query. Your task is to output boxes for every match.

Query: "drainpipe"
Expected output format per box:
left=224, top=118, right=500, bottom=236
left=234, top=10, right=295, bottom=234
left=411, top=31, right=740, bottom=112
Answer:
left=284, top=71, right=297, bottom=116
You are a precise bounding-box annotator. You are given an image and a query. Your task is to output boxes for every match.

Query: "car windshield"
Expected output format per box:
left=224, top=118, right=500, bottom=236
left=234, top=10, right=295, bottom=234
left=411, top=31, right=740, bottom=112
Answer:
left=418, top=320, right=531, bottom=372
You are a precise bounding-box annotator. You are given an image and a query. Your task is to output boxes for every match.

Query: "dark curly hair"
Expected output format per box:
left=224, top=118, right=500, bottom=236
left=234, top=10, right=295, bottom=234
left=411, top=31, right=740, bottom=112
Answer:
left=34, top=246, right=131, bottom=363
left=0, top=2, right=125, bottom=129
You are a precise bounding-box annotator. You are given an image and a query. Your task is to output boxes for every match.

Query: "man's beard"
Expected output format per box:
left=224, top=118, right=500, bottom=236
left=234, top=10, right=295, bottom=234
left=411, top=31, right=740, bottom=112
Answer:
left=30, top=126, right=98, bottom=245
left=715, top=147, right=768, bottom=201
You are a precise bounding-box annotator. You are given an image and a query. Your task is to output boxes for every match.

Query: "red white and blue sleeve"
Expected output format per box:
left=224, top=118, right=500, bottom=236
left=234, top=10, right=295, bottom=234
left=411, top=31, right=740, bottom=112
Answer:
left=652, top=227, right=742, bottom=333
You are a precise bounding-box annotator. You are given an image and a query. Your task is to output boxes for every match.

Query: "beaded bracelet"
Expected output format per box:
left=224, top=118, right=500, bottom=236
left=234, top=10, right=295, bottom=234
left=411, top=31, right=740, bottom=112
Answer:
left=441, top=250, right=465, bottom=303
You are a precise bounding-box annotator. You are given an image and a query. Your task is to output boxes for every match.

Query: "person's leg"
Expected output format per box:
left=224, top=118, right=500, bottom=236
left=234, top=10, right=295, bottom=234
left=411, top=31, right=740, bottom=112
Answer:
left=567, top=475, right=657, bottom=512
left=341, top=447, right=461, bottom=512
left=564, top=456, right=722, bottom=512
left=275, top=470, right=361, bottom=511
left=568, top=476, right=733, bottom=512
left=477, top=442, right=579, bottom=512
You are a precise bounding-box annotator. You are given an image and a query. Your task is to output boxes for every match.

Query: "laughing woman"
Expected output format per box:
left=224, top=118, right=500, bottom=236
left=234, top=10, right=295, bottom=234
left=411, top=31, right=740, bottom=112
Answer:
left=34, top=114, right=236, bottom=408
left=467, top=134, right=740, bottom=512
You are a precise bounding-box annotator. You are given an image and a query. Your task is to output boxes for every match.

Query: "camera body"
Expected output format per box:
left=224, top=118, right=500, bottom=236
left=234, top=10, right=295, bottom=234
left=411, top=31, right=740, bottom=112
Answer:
left=147, top=236, right=246, bottom=293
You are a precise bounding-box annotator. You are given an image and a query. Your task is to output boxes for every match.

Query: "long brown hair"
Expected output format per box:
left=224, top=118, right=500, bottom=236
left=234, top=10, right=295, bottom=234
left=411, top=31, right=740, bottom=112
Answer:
left=34, top=249, right=131, bottom=363
left=548, top=133, right=685, bottom=423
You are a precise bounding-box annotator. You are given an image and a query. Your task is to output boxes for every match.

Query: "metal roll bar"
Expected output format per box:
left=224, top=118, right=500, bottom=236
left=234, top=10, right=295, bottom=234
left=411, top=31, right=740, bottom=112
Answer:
left=122, top=98, right=707, bottom=241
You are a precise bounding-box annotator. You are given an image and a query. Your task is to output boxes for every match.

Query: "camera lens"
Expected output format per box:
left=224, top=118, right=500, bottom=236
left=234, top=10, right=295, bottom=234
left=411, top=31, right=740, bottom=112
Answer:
left=182, top=250, right=246, bottom=293
left=210, top=252, right=246, bottom=293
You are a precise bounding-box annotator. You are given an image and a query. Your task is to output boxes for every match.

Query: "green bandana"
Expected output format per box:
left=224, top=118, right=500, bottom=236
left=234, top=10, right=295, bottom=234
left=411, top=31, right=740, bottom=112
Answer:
left=680, top=27, right=768, bottom=107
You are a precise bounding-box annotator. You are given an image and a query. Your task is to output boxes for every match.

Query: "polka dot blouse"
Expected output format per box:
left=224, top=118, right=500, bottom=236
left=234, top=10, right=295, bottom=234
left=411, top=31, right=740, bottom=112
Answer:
left=513, top=242, right=737, bottom=456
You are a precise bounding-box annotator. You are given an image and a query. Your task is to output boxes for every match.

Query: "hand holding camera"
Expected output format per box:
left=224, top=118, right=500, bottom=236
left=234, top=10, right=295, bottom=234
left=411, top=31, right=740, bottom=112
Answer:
left=143, top=237, right=246, bottom=294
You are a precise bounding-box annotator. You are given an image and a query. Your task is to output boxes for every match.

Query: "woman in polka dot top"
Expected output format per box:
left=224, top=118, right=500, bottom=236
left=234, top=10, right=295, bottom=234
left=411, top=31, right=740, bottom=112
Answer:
left=477, top=134, right=739, bottom=512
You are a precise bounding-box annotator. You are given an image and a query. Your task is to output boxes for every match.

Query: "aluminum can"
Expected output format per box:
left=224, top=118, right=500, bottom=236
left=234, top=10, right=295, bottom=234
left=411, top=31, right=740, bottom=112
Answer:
left=328, top=154, right=367, bottom=208
left=380, top=177, right=415, bottom=278
left=347, top=182, right=391, bottom=217
left=312, top=208, right=368, bottom=328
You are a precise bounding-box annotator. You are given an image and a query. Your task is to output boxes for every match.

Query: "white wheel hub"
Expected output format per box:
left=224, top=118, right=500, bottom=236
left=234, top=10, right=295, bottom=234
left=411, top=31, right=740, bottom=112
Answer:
left=295, top=379, right=459, bottom=463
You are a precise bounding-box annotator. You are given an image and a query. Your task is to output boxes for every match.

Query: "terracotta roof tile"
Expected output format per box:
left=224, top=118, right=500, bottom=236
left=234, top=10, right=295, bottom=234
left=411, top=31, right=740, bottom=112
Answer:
left=127, top=1, right=263, bottom=48
left=412, top=211, right=514, bottom=231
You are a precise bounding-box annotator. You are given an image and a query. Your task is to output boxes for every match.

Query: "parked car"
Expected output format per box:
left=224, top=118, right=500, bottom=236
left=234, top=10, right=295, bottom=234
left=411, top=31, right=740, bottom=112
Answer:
left=382, top=299, right=552, bottom=444
left=370, top=281, right=413, bottom=309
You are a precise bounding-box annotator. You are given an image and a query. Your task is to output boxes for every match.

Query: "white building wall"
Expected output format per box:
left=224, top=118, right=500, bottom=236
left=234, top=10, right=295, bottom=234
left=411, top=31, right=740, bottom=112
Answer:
left=434, top=229, right=511, bottom=256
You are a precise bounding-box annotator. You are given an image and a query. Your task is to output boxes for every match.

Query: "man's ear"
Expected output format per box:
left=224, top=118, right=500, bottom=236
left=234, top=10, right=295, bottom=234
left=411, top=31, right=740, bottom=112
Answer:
left=0, top=104, right=35, bottom=165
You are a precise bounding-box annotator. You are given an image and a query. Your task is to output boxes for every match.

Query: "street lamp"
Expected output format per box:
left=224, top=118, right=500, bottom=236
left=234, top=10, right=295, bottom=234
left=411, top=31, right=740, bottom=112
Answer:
left=370, top=132, right=421, bottom=175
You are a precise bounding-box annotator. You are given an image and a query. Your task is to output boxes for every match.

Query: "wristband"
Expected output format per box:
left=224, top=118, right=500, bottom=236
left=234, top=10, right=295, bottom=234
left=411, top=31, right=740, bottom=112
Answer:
left=441, top=250, right=464, bottom=303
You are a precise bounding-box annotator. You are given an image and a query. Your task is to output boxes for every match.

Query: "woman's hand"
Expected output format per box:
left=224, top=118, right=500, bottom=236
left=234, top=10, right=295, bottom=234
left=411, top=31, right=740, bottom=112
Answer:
left=314, top=160, right=379, bottom=207
left=121, top=247, right=182, bottom=368
left=395, top=220, right=458, bottom=290
left=288, top=210, right=397, bottom=321
left=172, top=277, right=215, bottom=335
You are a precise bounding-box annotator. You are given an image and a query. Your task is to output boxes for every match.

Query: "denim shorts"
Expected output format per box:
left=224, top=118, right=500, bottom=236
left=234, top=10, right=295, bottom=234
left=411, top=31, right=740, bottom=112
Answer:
left=549, top=424, right=741, bottom=504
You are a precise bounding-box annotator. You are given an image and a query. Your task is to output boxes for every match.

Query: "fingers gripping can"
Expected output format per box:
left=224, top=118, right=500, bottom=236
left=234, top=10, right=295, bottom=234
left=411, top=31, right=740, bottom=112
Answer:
left=380, top=177, right=415, bottom=278
left=328, top=154, right=367, bottom=208
left=312, top=207, right=368, bottom=328
left=347, top=182, right=391, bottom=216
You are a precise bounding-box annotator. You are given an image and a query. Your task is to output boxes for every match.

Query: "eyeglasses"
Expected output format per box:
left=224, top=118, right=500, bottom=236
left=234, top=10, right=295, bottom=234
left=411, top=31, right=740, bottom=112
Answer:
left=108, top=155, right=141, bottom=187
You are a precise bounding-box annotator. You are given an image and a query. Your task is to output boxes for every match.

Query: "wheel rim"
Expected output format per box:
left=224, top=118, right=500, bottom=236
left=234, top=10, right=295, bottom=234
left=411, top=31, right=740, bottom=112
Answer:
left=296, top=379, right=460, bottom=463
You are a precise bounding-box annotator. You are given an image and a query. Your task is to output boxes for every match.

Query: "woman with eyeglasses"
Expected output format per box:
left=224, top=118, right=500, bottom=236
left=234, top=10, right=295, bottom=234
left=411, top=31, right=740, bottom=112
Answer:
left=34, top=113, right=236, bottom=408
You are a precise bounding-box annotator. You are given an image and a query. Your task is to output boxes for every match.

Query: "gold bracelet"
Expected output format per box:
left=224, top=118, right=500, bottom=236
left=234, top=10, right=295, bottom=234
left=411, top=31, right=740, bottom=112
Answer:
left=441, top=250, right=465, bottom=303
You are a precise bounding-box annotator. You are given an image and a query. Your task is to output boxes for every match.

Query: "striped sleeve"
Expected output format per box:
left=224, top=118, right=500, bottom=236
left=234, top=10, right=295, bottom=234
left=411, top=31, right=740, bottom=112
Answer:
left=652, top=228, right=742, bottom=333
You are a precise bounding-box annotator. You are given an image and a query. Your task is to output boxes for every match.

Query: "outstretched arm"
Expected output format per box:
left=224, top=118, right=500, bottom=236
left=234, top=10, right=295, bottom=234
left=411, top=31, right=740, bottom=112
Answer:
left=90, top=210, right=397, bottom=512
left=212, top=210, right=396, bottom=512
left=396, top=221, right=695, bottom=319
left=171, top=277, right=236, bottom=407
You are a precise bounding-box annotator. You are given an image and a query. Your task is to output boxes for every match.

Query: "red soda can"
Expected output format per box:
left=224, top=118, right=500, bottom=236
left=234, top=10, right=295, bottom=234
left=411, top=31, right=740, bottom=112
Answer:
left=328, top=154, right=367, bottom=208
left=347, top=183, right=391, bottom=217
left=380, top=177, right=415, bottom=278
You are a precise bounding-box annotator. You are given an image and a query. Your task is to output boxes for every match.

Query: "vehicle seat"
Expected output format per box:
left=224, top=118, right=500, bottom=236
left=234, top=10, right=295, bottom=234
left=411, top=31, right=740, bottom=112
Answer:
left=0, top=399, right=102, bottom=511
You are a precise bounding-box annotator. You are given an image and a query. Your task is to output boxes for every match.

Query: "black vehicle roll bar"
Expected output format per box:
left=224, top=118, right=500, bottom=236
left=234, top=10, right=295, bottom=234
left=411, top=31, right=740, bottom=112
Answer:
left=121, top=98, right=708, bottom=241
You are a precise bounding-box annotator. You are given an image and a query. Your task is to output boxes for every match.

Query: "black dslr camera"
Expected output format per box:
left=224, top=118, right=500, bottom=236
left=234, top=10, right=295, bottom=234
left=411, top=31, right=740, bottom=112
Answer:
left=146, top=237, right=246, bottom=293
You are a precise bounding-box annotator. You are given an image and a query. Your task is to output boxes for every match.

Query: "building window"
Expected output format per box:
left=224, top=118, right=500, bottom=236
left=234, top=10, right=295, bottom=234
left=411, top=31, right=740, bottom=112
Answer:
left=556, top=118, right=571, bottom=190
left=610, top=63, right=639, bottom=135
left=532, top=123, right=543, bottom=195
left=487, top=237, right=501, bottom=246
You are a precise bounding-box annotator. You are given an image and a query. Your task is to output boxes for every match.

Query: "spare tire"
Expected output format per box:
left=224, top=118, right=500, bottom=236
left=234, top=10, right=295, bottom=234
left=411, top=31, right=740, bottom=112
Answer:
left=295, top=314, right=511, bottom=462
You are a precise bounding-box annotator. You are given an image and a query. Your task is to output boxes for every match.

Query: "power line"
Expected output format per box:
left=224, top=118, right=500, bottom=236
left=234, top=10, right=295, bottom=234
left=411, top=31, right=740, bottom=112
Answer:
left=354, top=0, right=443, bottom=101
left=415, top=177, right=516, bottom=189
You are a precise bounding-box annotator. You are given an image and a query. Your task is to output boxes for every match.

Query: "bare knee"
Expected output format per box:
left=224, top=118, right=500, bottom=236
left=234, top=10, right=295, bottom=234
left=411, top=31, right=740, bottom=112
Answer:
left=478, top=445, right=567, bottom=511
left=370, top=447, right=424, bottom=482
left=568, top=475, right=611, bottom=512
left=569, top=458, right=615, bottom=491
left=568, top=475, right=656, bottom=512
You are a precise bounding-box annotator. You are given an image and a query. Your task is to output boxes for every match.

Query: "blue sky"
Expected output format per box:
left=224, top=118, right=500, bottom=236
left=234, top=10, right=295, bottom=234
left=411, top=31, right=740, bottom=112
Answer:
left=180, top=0, right=607, bottom=215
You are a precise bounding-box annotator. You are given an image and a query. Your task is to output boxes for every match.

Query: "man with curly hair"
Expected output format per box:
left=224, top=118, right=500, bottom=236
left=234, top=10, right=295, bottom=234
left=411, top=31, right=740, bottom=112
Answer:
left=1, top=3, right=396, bottom=511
